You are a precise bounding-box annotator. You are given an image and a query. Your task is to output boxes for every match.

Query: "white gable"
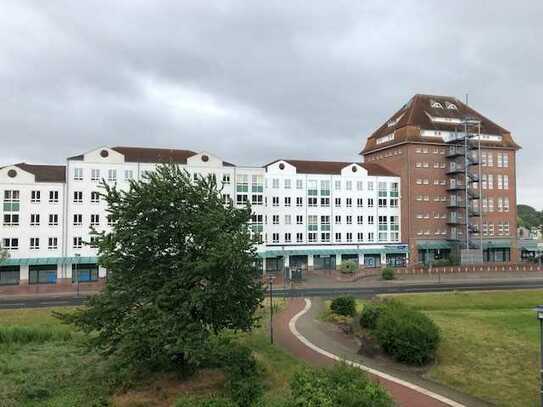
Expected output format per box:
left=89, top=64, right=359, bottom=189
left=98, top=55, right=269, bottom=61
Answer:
left=75, top=147, right=125, bottom=164
left=0, top=165, right=36, bottom=184
left=340, top=163, right=367, bottom=177
left=186, top=152, right=224, bottom=168
left=266, top=160, right=297, bottom=174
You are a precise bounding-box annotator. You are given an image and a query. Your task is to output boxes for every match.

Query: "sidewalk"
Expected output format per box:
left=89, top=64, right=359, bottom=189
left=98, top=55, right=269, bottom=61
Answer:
left=273, top=298, right=490, bottom=407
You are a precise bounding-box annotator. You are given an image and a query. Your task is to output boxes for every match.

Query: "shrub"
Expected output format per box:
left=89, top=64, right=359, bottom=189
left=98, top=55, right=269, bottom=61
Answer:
left=339, top=260, right=358, bottom=274
left=359, top=302, right=386, bottom=330
left=381, top=267, right=395, bottom=280
left=175, top=397, right=235, bottom=407
left=374, top=303, right=440, bottom=365
left=431, top=259, right=451, bottom=267
left=330, top=296, right=356, bottom=317
left=288, top=364, right=393, bottom=407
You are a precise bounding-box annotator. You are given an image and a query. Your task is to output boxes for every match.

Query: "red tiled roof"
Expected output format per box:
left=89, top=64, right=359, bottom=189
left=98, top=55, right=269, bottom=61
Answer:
left=361, top=94, right=520, bottom=154
left=264, top=159, right=398, bottom=176
left=8, top=163, right=66, bottom=183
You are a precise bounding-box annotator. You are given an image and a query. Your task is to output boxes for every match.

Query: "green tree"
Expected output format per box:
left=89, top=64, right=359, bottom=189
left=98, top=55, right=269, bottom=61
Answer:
left=57, top=164, right=263, bottom=372
left=0, top=244, right=9, bottom=261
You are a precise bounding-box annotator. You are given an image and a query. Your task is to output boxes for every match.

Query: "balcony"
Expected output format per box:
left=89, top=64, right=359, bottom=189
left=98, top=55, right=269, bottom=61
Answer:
left=447, top=199, right=466, bottom=208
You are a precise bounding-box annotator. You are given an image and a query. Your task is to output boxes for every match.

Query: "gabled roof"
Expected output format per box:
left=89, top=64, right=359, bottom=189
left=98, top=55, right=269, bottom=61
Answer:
left=362, top=94, right=520, bottom=154
left=4, top=163, right=66, bottom=183
left=69, top=146, right=236, bottom=166
left=264, top=159, right=398, bottom=176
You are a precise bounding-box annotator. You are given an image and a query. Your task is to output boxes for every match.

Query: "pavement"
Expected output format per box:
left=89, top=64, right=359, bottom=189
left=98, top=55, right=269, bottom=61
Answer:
left=273, top=297, right=491, bottom=407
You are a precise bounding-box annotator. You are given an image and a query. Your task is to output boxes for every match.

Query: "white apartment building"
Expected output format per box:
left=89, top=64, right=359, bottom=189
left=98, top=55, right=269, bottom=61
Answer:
left=0, top=146, right=405, bottom=289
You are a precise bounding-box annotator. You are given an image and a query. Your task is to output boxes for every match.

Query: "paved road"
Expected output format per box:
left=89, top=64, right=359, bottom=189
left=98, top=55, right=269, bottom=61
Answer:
left=273, top=279, right=543, bottom=297
left=1, top=278, right=543, bottom=309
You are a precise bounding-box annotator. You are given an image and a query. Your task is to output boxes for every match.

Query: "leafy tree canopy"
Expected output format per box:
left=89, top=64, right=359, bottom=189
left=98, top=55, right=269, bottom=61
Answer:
left=518, top=204, right=543, bottom=230
left=58, top=164, right=263, bottom=372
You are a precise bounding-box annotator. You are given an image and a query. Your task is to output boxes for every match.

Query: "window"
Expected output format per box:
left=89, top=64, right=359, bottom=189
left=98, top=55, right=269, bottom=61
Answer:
left=284, top=233, right=291, bottom=243
left=356, top=181, right=363, bottom=191
left=334, top=180, right=341, bottom=190
left=346, top=215, right=352, bottom=225
left=346, top=181, right=352, bottom=191
left=296, top=215, right=303, bottom=225
left=308, top=215, right=318, bottom=231
left=73, top=191, right=83, bottom=203
left=308, top=197, right=318, bottom=207
left=74, top=168, right=83, bottom=180
left=357, top=232, right=364, bottom=242
left=390, top=198, right=399, bottom=208
left=30, top=214, right=40, bottom=226
left=272, top=178, right=279, bottom=189
left=296, top=233, right=303, bottom=243
left=124, top=170, right=133, bottom=180
left=108, top=169, right=117, bottom=182
left=91, top=214, right=100, bottom=226
left=346, top=232, right=353, bottom=243
left=73, top=237, right=83, bottom=249
left=488, top=174, right=493, bottom=190
left=272, top=233, right=279, bottom=243
left=285, top=215, right=291, bottom=225
left=73, top=214, right=83, bottom=226
left=91, top=169, right=100, bottom=181
left=320, top=197, right=330, bottom=207
left=30, top=237, right=40, bottom=250
left=504, top=197, right=510, bottom=212
left=284, top=179, right=291, bottom=189
left=91, top=191, right=100, bottom=203
left=48, top=237, right=58, bottom=250
left=4, top=190, right=20, bottom=211
left=49, top=190, right=59, bottom=203
left=335, top=197, right=341, bottom=207
left=390, top=216, right=399, bottom=241
left=49, top=214, right=59, bottom=226
left=378, top=198, right=387, bottom=208
left=487, top=153, right=494, bottom=167
left=222, top=174, right=231, bottom=184
left=445, top=101, right=457, bottom=110
left=272, top=215, right=279, bottom=225
left=335, top=215, right=341, bottom=224
left=308, top=232, right=317, bottom=243
left=335, top=232, right=342, bottom=242
left=368, top=216, right=374, bottom=225
left=3, top=213, right=19, bottom=226
left=346, top=198, right=352, bottom=207
left=357, top=215, right=363, bottom=225
left=251, top=175, right=263, bottom=193
left=31, top=190, right=41, bottom=203
left=357, top=198, right=363, bottom=208
left=367, top=198, right=374, bottom=208
left=504, top=175, right=509, bottom=190
left=378, top=216, right=388, bottom=242
left=3, top=238, right=19, bottom=250
left=320, top=180, right=330, bottom=196
left=236, top=194, right=248, bottom=205
left=320, top=216, right=330, bottom=231
left=368, top=232, right=374, bottom=242
left=296, top=179, right=303, bottom=189
left=272, top=197, right=279, bottom=207
left=321, top=232, right=330, bottom=242
left=251, top=195, right=263, bottom=205
left=307, top=180, right=318, bottom=196
left=284, top=197, right=291, bottom=207
left=296, top=197, right=303, bottom=207
left=430, top=100, right=443, bottom=108
left=367, top=181, right=374, bottom=191
left=107, top=215, right=114, bottom=226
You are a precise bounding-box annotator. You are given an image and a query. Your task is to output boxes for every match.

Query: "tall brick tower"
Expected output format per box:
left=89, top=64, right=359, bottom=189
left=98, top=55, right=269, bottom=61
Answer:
left=361, top=94, right=521, bottom=265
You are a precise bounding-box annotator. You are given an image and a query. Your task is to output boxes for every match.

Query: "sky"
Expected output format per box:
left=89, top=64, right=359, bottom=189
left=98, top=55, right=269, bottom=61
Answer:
left=1, top=1, right=542, bottom=208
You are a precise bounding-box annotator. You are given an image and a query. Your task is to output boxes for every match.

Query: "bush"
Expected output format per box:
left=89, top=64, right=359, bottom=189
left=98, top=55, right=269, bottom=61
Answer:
left=359, top=302, right=387, bottom=330
left=288, top=364, right=393, bottom=407
left=381, top=267, right=395, bottom=280
left=339, top=260, right=358, bottom=274
left=330, top=296, right=356, bottom=317
left=431, top=259, right=451, bottom=267
left=374, top=303, right=440, bottom=365
left=176, top=397, right=235, bottom=407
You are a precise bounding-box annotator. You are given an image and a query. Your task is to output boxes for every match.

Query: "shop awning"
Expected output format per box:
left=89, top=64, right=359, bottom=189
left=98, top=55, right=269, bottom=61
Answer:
left=0, top=256, right=98, bottom=266
left=416, top=241, right=451, bottom=250
left=482, top=240, right=512, bottom=249
left=258, top=245, right=407, bottom=258
left=519, top=240, right=543, bottom=252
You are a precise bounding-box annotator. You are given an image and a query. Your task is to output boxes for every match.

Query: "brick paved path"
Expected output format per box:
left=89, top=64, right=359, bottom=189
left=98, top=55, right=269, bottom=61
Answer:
left=273, top=298, right=450, bottom=407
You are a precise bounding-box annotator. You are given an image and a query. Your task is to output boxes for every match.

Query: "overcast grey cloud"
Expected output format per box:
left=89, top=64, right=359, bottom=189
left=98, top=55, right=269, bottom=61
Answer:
left=1, top=1, right=542, bottom=206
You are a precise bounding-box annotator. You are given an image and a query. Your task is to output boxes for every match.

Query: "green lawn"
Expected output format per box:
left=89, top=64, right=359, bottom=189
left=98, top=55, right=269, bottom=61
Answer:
left=381, top=290, right=542, bottom=407
left=0, top=300, right=303, bottom=406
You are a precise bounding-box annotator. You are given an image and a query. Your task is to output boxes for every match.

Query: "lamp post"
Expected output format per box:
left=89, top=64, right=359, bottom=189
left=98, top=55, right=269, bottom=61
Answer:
left=534, top=305, right=543, bottom=407
left=268, top=274, right=274, bottom=345
left=74, top=253, right=80, bottom=297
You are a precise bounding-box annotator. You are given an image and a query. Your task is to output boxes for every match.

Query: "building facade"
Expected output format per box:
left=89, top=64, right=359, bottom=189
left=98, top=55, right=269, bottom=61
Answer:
left=1, top=146, right=404, bottom=289
left=361, top=94, right=520, bottom=264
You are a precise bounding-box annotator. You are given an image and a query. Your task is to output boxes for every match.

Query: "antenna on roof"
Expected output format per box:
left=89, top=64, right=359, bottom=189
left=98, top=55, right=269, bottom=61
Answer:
left=465, top=93, right=469, bottom=106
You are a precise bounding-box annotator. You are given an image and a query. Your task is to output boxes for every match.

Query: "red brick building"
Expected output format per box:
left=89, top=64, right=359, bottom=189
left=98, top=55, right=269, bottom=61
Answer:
left=361, top=94, right=520, bottom=265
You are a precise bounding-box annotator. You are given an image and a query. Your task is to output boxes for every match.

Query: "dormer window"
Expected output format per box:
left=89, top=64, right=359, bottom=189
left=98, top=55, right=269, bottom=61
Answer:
left=430, top=100, right=443, bottom=109
left=445, top=102, right=457, bottom=110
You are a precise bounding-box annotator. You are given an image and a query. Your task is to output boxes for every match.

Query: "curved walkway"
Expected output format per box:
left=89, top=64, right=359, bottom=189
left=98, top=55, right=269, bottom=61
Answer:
left=273, top=298, right=488, bottom=407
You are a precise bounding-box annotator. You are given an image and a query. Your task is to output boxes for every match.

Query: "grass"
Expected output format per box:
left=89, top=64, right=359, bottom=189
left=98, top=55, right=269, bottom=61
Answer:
left=0, top=299, right=303, bottom=406
left=381, top=290, right=542, bottom=407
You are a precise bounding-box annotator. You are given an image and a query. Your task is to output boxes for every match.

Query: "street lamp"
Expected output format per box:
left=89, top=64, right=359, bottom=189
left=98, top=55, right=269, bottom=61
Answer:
left=74, top=253, right=81, bottom=297
left=268, top=274, right=274, bottom=345
left=534, top=305, right=543, bottom=407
